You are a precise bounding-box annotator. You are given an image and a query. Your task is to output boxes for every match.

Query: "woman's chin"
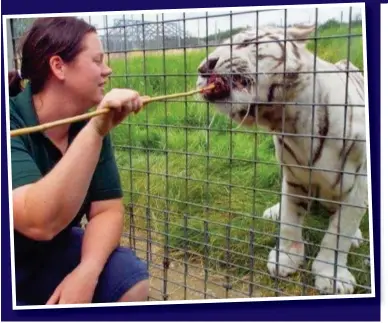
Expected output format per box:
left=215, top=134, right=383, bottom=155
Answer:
left=93, top=91, right=105, bottom=105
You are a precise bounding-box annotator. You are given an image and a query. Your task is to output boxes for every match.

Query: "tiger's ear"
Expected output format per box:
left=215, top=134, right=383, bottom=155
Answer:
left=286, top=24, right=315, bottom=44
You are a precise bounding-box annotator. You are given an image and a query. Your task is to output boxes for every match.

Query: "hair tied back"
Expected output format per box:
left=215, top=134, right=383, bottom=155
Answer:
left=8, top=69, right=25, bottom=97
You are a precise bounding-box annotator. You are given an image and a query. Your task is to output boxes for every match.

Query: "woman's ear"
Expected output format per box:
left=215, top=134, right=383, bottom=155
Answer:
left=48, top=55, right=66, bottom=81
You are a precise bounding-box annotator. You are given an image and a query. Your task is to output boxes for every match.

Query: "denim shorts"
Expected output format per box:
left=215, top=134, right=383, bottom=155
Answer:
left=15, top=227, right=149, bottom=305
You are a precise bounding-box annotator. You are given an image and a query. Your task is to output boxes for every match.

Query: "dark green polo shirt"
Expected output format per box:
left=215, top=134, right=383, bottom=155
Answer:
left=10, top=84, right=123, bottom=261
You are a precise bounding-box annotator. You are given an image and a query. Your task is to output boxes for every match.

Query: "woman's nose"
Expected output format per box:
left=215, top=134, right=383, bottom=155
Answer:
left=103, top=65, right=112, bottom=76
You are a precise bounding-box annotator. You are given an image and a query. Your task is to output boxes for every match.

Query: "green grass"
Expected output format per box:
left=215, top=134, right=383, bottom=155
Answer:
left=108, top=22, right=371, bottom=297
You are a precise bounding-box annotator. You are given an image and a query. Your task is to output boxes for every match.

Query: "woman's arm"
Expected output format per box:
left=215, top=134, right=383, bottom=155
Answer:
left=12, top=88, right=144, bottom=241
left=78, top=198, right=124, bottom=275
left=12, top=123, right=104, bottom=240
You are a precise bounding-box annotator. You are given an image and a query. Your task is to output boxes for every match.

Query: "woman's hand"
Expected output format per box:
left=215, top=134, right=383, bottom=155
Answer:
left=46, top=263, right=100, bottom=305
left=89, top=88, right=147, bottom=137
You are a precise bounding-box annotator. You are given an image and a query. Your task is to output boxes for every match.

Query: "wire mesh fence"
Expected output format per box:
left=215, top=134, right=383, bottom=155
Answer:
left=7, top=5, right=372, bottom=301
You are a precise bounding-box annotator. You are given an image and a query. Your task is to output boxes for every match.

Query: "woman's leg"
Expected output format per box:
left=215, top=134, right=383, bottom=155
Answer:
left=15, top=226, right=149, bottom=305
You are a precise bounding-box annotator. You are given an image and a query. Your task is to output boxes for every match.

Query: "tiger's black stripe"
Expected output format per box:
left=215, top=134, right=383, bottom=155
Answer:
left=312, top=104, right=329, bottom=165
left=267, top=84, right=277, bottom=102
left=235, top=33, right=272, bottom=49
left=335, top=62, right=364, bottom=100
left=296, top=201, right=309, bottom=211
left=332, top=136, right=358, bottom=189
left=286, top=181, right=309, bottom=194
left=217, top=57, right=246, bottom=70
left=333, top=63, right=363, bottom=143
left=290, top=41, right=301, bottom=59
left=277, top=137, right=303, bottom=165
left=286, top=181, right=310, bottom=214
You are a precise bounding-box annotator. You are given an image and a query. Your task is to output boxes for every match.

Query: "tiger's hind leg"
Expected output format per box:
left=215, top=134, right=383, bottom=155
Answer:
left=319, top=200, right=364, bottom=250
left=351, top=228, right=363, bottom=249
left=266, top=176, right=312, bottom=277
left=312, top=180, right=367, bottom=294
left=263, top=202, right=280, bottom=221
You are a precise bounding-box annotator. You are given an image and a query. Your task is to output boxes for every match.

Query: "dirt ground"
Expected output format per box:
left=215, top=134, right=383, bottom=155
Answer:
left=120, top=233, right=255, bottom=301
left=83, top=219, right=262, bottom=301
left=118, top=228, right=312, bottom=302
left=79, top=217, right=328, bottom=301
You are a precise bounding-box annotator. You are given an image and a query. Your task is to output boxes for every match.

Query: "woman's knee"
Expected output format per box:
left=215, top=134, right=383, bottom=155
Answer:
left=118, top=279, right=149, bottom=302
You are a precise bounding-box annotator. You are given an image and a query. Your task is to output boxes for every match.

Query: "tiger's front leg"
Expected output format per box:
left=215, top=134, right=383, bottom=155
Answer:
left=265, top=176, right=310, bottom=277
left=312, top=178, right=367, bottom=294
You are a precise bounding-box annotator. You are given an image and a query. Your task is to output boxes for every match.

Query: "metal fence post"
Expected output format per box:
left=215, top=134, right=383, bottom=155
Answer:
left=6, top=19, right=15, bottom=71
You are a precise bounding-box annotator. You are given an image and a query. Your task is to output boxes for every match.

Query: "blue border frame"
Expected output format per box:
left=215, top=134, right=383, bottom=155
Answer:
left=1, top=0, right=381, bottom=321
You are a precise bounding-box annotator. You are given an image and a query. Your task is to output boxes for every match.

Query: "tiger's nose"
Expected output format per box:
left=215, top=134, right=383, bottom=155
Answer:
left=198, top=57, right=219, bottom=75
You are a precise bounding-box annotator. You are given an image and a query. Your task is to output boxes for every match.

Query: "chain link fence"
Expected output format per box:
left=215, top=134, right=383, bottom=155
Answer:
left=6, top=5, right=372, bottom=301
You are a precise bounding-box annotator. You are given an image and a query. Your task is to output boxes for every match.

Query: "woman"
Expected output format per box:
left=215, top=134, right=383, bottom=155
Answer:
left=8, top=16, right=149, bottom=305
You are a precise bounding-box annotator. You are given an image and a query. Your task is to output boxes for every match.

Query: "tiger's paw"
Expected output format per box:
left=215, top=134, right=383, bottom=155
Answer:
left=267, top=241, right=305, bottom=277
left=312, top=261, right=356, bottom=294
left=263, top=203, right=280, bottom=221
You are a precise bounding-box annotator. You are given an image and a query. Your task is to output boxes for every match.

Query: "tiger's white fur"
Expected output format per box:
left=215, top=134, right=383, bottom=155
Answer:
left=196, top=25, right=368, bottom=295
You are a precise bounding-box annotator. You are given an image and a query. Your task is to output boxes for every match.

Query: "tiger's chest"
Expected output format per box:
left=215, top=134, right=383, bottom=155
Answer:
left=273, top=135, right=335, bottom=188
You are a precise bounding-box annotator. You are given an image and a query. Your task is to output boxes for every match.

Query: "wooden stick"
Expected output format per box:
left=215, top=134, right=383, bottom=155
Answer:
left=10, top=84, right=215, bottom=138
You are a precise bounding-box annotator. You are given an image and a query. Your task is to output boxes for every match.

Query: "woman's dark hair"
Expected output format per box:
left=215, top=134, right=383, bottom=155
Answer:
left=8, top=17, right=96, bottom=96
left=8, top=70, right=23, bottom=97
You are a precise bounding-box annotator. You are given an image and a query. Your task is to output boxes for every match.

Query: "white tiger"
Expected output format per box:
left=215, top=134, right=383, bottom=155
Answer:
left=196, top=24, right=368, bottom=295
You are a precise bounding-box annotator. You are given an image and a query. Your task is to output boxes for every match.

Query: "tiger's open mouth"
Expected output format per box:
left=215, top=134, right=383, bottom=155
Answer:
left=201, top=73, right=252, bottom=101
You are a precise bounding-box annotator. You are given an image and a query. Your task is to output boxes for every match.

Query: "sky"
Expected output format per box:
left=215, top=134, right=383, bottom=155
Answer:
left=77, top=4, right=364, bottom=38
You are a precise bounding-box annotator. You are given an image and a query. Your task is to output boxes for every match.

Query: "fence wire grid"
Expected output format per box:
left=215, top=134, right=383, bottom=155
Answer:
left=7, top=5, right=372, bottom=301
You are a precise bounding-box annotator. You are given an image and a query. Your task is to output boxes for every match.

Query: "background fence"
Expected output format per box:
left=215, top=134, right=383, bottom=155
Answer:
left=7, top=5, right=372, bottom=301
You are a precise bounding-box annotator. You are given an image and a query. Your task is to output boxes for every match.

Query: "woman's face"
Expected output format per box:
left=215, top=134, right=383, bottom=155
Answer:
left=61, top=32, right=112, bottom=110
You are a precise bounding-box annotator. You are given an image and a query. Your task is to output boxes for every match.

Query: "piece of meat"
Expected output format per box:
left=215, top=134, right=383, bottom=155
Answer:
left=201, top=74, right=231, bottom=100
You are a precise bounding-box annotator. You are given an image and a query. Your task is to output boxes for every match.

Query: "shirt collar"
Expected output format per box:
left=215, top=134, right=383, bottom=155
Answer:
left=12, top=82, right=40, bottom=128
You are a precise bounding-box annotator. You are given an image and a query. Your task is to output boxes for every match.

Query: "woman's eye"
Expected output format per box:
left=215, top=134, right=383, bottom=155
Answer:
left=94, top=55, right=104, bottom=64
